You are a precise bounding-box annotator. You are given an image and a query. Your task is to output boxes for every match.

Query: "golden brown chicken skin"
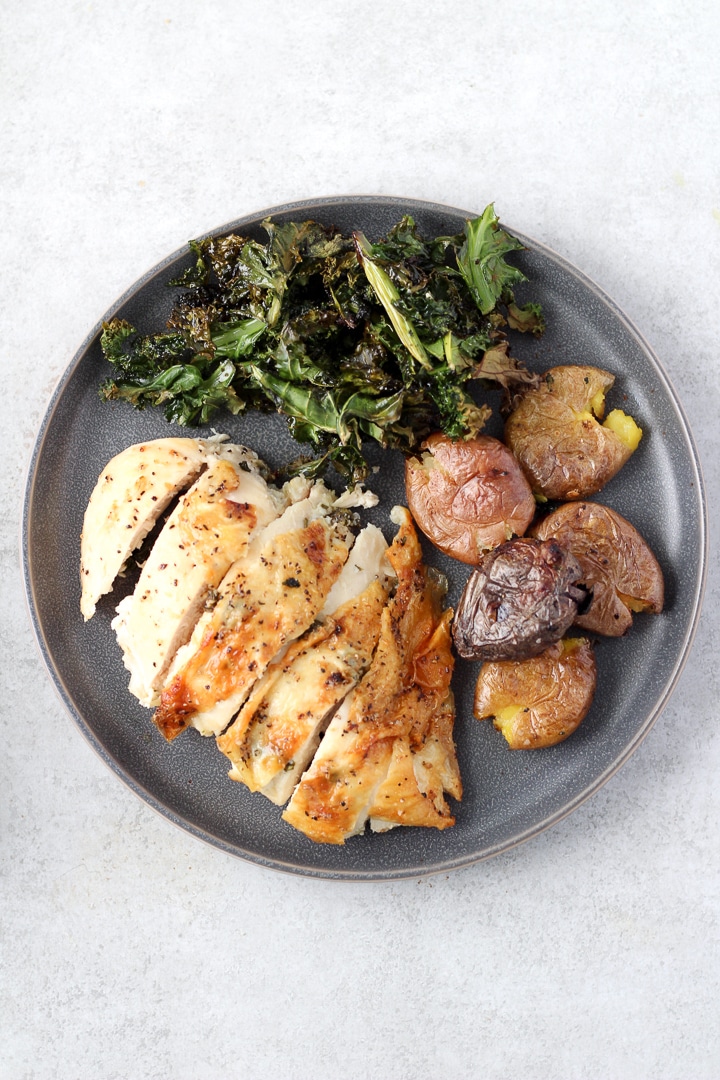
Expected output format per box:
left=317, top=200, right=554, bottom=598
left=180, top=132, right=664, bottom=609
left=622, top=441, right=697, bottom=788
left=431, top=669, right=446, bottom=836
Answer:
left=282, top=508, right=461, bottom=844
left=154, top=514, right=350, bottom=741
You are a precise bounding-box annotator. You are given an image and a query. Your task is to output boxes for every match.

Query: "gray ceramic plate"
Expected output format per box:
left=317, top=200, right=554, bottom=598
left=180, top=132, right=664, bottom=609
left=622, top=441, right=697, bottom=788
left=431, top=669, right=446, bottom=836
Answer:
left=22, top=197, right=706, bottom=880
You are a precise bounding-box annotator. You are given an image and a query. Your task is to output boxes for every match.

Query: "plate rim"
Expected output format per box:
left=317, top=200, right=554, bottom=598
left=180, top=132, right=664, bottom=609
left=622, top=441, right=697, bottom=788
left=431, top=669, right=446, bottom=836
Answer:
left=21, top=195, right=709, bottom=880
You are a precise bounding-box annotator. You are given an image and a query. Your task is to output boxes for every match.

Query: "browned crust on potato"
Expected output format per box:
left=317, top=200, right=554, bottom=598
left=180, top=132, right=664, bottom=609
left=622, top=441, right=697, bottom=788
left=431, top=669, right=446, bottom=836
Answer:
left=504, top=365, right=635, bottom=500
left=474, top=638, right=597, bottom=749
left=532, top=501, right=664, bottom=636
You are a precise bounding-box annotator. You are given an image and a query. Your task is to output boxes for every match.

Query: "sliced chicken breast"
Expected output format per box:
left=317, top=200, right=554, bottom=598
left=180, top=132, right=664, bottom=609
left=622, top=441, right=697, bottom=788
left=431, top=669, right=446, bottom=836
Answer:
left=153, top=485, right=354, bottom=741
left=80, top=436, right=218, bottom=620
left=112, top=446, right=289, bottom=706
left=368, top=611, right=461, bottom=833
left=282, top=507, right=461, bottom=844
left=281, top=691, right=395, bottom=843
left=217, top=524, right=392, bottom=804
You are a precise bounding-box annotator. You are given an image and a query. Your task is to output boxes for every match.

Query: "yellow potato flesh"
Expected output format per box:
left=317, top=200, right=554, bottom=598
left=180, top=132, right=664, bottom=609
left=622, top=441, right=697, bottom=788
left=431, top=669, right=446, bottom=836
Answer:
left=603, top=409, right=643, bottom=451
left=589, top=389, right=606, bottom=417
left=494, top=705, right=526, bottom=742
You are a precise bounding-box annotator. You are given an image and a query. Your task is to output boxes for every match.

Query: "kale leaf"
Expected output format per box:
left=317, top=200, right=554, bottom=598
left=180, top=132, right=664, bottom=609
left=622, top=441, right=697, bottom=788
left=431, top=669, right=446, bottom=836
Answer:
left=454, top=203, right=527, bottom=315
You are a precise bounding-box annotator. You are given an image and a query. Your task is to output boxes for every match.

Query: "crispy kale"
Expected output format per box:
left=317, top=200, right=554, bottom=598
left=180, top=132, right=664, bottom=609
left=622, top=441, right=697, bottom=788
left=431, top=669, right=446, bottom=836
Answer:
left=99, top=206, right=542, bottom=482
left=454, top=203, right=528, bottom=314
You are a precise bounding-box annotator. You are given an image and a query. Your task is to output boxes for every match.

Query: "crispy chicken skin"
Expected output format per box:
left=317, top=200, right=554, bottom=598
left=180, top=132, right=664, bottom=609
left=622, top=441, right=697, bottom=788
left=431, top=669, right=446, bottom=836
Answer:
left=153, top=509, right=351, bottom=741
left=368, top=610, right=461, bottom=833
left=80, top=437, right=210, bottom=619
left=282, top=508, right=461, bottom=844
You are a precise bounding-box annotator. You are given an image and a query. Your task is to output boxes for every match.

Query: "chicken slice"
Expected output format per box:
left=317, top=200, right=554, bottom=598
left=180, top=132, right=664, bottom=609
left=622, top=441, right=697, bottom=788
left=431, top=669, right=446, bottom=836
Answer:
left=282, top=692, right=396, bottom=843
left=282, top=507, right=461, bottom=844
left=368, top=611, right=461, bottom=833
left=112, top=446, right=289, bottom=706
left=80, top=437, right=215, bottom=619
left=217, top=524, right=392, bottom=804
left=153, top=486, right=354, bottom=741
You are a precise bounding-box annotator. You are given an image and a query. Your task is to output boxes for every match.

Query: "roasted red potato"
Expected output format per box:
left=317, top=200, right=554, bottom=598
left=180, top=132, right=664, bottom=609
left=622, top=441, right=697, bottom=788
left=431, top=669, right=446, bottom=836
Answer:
left=504, top=365, right=642, bottom=500
left=532, top=501, right=664, bottom=636
left=474, top=637, right=597, bottom=749
left=452, top=537, right=587, bottom=662
left=404, top=432, right=536, bottom=564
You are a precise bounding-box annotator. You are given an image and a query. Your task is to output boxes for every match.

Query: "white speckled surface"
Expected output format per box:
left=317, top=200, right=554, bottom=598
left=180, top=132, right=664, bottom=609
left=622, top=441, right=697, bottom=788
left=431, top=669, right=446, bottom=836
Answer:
left=3, top=2, right=719, bottom=1077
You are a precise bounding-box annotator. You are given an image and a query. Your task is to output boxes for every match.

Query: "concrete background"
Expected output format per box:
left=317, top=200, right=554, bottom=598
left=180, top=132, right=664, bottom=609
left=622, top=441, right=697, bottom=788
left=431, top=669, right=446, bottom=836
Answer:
left=3, top=2, right=719, bottom=1077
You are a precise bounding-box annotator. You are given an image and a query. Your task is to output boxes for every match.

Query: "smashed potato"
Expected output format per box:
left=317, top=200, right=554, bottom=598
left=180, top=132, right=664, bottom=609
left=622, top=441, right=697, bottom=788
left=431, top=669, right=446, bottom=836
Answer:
left=504, top=365, right=642, bottom=500
left=404, top=432, right=536, bottom=564
left=474, top=637, right=597, bottom=749
left=453, top=537, right=587, bottom=662
left=532, top=501, right=664, bottom=636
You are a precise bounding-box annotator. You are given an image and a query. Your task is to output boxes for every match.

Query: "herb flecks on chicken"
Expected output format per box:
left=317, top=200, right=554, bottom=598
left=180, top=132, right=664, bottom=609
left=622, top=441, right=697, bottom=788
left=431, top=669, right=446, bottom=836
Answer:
left=99, top=206, right=542, bottom=483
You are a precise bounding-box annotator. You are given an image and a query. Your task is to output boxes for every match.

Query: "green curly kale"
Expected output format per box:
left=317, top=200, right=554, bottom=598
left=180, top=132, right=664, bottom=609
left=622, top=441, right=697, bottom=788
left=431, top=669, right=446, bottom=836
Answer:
left=99, top=206, right=543, bottom=483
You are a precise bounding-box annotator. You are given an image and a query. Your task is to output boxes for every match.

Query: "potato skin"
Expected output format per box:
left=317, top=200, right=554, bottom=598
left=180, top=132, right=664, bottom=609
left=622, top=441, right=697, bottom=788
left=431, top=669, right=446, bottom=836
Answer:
left=504, top=365, right=636, bottom=500
left=452, top=537, right=586, bottom=662
left=404, top=433, right=536, bottom=564
left=532, top=501, right=664, bottom=636
left=474, top=638, right=597, bottom=749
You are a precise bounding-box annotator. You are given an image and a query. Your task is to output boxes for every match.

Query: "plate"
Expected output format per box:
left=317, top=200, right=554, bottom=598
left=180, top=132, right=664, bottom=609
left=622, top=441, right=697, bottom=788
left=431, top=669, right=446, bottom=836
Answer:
left=22, top=197, right=707, bottom=879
